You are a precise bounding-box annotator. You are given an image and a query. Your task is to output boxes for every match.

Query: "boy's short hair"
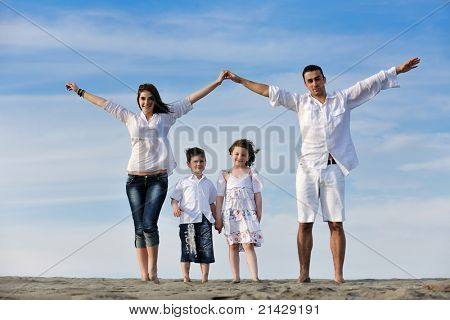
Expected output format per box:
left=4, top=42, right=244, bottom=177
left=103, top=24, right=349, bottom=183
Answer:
left=185, top=147, right=206, bottom=162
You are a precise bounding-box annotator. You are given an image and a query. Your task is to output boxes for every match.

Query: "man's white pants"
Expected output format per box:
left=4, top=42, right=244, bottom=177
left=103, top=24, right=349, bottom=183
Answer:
left=296, top=163, right=345, bottom=223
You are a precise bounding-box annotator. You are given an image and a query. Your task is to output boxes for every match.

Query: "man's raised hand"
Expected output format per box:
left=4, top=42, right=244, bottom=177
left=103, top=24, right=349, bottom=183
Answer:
left=223, top=70, right=242, bottom=83
left=396, top=57, right=420, bottom=74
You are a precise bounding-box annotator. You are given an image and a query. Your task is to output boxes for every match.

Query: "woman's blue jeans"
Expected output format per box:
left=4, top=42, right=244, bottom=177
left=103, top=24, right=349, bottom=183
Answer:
left=126, top=172, right=168, bottom=248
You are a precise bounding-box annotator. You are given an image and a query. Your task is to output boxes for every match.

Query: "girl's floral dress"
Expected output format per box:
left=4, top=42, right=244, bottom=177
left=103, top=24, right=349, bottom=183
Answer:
left=217, top=170, right=263, bottom=251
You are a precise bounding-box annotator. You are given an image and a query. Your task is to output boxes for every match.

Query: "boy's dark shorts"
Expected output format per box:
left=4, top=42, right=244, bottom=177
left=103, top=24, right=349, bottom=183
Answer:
left=179, top=215, right=215, bottom=264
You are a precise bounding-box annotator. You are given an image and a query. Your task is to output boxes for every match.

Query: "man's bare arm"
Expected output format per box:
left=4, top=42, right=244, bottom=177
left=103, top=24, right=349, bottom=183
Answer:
left=224, top=70, right=269, bottom=97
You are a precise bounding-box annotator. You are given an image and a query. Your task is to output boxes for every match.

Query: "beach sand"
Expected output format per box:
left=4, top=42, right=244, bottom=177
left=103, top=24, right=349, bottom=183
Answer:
left=1, top=277, right=449, bottom=300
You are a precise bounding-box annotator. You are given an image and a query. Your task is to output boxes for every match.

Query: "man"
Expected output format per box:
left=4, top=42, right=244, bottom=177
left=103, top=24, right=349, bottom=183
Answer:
left=224, top=57, right=420, bottom=283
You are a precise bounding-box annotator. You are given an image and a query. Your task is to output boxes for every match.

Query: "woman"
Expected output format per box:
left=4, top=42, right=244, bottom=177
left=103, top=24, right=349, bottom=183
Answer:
left=65, top=70, right=226, bottom=283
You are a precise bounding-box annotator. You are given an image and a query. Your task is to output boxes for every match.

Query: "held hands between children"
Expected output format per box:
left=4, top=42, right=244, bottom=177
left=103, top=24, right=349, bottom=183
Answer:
left=214, top=219, right=223, bottom=234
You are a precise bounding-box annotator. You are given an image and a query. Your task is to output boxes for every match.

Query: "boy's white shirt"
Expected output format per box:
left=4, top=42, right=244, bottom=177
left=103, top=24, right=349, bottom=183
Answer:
left=171, top=174, right=217, bottom=224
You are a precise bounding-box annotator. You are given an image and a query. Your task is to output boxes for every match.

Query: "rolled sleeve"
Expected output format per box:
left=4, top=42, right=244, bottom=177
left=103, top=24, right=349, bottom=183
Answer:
left=269, top=86, right=299, bottom=112
left=343, top=68, right=400, bottom=110
left=169, top=98, right=193, bottom=119
left=102, top=100, right=134, bottom=123
left=384, top=67, right=400, bottom=90
left=170, top=181, right=183, bottom=202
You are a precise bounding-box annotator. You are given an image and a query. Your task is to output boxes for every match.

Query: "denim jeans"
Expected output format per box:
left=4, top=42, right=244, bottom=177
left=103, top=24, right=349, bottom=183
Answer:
left=126, top=172, right=168, bottom=248
left=179, top=215, right=215, bottom=264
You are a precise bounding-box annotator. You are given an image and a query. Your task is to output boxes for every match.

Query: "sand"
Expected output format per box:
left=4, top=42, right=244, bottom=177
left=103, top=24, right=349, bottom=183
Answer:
left=0, top=277, right=449, bottom=300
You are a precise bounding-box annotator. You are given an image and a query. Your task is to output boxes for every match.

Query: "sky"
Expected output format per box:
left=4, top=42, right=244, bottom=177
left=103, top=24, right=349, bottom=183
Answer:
left=0, top=0, right=449, bottom=281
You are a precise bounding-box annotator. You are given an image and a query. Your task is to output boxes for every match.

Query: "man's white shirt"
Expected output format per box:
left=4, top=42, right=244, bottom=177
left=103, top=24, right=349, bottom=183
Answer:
left=268, top=67, right=399, bottom=175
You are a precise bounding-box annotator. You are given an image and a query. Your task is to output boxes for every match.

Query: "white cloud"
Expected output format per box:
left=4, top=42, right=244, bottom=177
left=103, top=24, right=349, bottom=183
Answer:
left=378, top=133, right=450, bottom=152
left=345, top=196, right=450, bottom=278
left=1, top=194, right=125, bottom=208
left=0, top=8, right=410, bottom=73
left=351, top=118, right=398, bottom=136
left=400, top=156, right=450, bottom=172
left=349, top=196, right=450, bottom=227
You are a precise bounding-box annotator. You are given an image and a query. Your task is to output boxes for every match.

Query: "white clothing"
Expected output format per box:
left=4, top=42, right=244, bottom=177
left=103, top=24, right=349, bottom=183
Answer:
left=171, top=174, right=217, bottom=224
left=296, top=163, right=345, bottom=222
left=101, top=98, right=193, bottom=175
left=216, top=170, right=263, bottom=209
left=269, top=67, right=399, bottom=176
left=269, top=67, right=400, bottom=222
left=217, top=170, right=264, bottom=249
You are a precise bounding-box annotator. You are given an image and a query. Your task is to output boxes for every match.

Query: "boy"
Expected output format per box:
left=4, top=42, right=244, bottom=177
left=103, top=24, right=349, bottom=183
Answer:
left=171, top=147, right=219, bottom=283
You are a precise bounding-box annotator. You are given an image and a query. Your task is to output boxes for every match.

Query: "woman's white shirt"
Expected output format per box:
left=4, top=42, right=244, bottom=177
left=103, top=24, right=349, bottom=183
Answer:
left=101, top=98, right=192, bottom=174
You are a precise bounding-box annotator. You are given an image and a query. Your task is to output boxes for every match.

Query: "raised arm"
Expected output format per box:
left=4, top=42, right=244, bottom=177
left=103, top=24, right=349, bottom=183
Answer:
left=343, top=57, right=420, bottom=110
left=65, top=82, right=107, bottom=107
left=66, top=82, right=134, bottom=124
left=188, top=70, right=227, bottom=104
left=224, top=70, right=269, bottom=97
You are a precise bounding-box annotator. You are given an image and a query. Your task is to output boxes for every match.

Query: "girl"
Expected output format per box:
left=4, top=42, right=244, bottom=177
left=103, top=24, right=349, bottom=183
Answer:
left=65, top=70, right=227, bottom=283
left=216, top=139, right=263, bottom=282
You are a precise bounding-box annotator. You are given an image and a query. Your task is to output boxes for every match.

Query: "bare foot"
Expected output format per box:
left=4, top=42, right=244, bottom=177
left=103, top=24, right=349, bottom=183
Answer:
left=183, top=277, right=191, bottom=283
left=231, top=278, right=241, bottom=284
left=252, top=278, right=261, bottom=283
left=201, top=278, right=208, bottom=284
left=141, top=274, right=150, bottom=282
left=334, top=277, right=345, bottom=284
left=298, top=276, right=311, bottom=283
left=149, top=274, right=160, bottom=284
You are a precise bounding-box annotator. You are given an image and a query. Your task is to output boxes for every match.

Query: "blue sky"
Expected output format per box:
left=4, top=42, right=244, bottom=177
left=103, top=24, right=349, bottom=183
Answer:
left=1, top=0, right=449, bottom=280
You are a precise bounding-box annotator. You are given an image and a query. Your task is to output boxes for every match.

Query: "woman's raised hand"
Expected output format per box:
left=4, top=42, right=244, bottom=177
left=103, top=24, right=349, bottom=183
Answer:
left=216, top=69, right=228, bottom=85
left=64, top=83, right=107, bottom=107
left=223, top=70, right=241, bottom=83
left=65, top=82, right=79, bottom=93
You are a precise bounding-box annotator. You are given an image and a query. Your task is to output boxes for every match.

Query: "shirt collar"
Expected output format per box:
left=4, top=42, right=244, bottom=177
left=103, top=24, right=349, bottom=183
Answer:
left=308, top=91, right=337, bottom=99
left=140, top=111, right=155, bottom=122
left=190, top=173, right=204, bottom=181
left=326, top=91, right=337, bottom=98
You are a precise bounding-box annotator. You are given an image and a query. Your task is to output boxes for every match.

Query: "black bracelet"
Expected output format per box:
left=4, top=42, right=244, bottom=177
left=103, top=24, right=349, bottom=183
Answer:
left=77, top=89, right=85, bottom=97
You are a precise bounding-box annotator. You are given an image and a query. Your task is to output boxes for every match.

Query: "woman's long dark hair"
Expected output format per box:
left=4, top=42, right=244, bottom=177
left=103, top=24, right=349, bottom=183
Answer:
left=137, top=83, right=171, bottom=114
left=228, top=139, right=260, bottom=167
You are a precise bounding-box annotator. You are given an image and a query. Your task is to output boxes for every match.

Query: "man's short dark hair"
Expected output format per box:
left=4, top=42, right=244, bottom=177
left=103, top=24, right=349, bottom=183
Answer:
left=185, top=147, right=206, bottom=162
left=302, top=65, right=325, bottom=81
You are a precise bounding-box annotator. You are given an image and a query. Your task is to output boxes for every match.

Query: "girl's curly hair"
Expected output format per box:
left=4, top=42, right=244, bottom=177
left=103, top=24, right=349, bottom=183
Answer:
left=228, top=139, right=260, bottom=167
